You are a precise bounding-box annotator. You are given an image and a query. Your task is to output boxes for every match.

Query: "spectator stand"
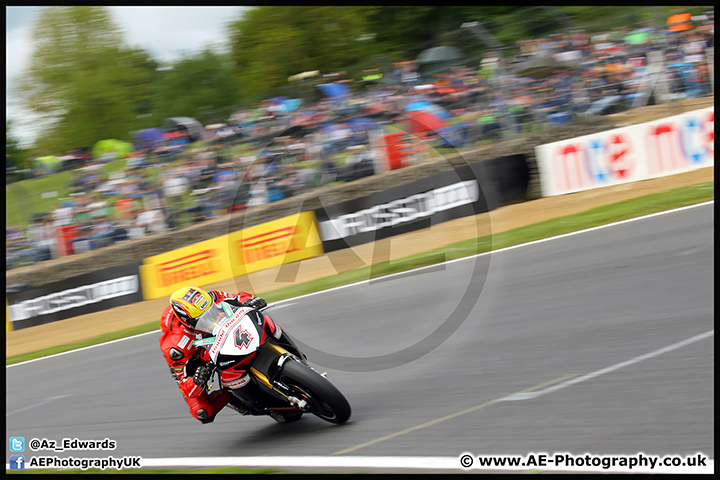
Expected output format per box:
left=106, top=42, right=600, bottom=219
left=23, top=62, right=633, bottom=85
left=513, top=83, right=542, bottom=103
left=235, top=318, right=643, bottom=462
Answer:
left=7, top=11, right=716, bottom=271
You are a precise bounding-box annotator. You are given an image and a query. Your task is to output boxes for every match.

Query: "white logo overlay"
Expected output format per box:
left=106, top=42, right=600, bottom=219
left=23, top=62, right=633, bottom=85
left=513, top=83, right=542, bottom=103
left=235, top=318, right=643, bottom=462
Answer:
left=9, top=275, right=139, bottom=321
left=319, top=180, right=480, bottom=240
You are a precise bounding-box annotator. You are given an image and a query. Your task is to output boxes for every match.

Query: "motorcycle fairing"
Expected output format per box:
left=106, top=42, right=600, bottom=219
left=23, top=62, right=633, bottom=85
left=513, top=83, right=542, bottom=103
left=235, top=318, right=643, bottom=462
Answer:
left=220, top=370, right=251, bottom=389
left=210, top=308, right=267, bottom=370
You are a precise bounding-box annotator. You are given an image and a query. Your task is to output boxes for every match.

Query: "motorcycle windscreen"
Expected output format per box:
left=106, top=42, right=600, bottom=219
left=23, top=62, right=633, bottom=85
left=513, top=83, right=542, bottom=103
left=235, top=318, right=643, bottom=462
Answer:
left=194, top=303, right=228, bottom=335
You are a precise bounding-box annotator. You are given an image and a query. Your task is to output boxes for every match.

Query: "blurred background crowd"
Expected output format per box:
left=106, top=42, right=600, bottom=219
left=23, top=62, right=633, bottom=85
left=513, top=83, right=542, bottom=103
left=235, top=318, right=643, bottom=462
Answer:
left=6, top=7, right=714, bottom=270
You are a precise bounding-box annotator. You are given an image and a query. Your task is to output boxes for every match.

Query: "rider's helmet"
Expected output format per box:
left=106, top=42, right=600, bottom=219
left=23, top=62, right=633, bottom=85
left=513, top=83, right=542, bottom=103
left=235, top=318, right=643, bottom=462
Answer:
left=170, top=286, right=213, bottom=329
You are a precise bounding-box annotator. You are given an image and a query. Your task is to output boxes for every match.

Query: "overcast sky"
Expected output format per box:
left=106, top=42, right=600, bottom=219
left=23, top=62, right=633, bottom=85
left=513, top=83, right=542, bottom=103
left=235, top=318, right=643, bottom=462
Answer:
left=6, top=6, right=249, bottom=147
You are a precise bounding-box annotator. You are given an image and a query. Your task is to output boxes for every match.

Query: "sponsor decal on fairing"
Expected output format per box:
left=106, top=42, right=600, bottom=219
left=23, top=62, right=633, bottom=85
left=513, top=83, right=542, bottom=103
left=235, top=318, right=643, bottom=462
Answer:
left=221, top=374, right=250, bottom=389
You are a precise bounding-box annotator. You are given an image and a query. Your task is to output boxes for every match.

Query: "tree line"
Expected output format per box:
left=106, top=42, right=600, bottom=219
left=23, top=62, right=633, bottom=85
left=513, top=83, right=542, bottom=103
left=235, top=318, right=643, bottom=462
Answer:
left=7, top=6, right=686, bottom=164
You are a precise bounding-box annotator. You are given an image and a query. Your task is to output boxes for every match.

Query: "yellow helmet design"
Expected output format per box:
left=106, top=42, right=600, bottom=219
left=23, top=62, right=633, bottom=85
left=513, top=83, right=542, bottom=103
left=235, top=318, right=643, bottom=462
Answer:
left=170, top=286, right=213, bottom=328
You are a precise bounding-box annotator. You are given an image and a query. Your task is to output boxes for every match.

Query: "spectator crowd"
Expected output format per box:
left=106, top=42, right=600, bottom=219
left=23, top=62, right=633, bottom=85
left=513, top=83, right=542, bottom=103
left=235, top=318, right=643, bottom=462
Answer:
left=7, top=11, right=714, bottom=270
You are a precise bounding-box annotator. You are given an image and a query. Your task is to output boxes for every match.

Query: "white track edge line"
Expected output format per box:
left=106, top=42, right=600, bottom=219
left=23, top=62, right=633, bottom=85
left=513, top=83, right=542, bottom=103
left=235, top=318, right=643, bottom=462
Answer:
left=7, top=456, right=713, bottom=473
left=500, top=330, right=714, bottom=401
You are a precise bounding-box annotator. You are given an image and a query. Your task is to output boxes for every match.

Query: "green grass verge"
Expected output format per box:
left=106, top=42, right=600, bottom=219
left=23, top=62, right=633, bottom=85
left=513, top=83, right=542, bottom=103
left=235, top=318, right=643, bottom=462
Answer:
left=6, top=179, right=713, bottom=366
left=6, top=171, right=72, bottom=228
left=6, top=159, right=128, bottom=229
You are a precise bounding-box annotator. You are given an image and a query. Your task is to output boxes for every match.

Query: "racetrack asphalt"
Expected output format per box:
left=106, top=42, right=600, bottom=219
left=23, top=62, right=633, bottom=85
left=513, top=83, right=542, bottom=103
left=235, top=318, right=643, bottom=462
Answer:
left=6, top=202, right=713, bottom=473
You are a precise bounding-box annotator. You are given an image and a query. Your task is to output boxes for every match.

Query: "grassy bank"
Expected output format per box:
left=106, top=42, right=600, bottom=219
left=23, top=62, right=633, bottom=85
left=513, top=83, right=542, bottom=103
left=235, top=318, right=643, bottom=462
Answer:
left=6, top=179, right=713, bottom=366
left=5, top=159, right=128, bottom=229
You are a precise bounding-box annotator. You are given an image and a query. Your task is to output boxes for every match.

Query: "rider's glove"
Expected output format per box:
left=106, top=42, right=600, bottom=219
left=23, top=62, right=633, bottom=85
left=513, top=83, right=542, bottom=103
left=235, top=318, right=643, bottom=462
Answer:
left=243, top=296, right=267, bottom=310
left=169, top=366, right=180, bottom=384
left=193, top=363, right=213, bottom=387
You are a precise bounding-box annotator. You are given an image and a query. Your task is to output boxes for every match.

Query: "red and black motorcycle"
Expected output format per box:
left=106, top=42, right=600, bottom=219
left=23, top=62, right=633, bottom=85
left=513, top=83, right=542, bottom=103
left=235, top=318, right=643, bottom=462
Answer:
left=192, top=302, right=351, bottom=424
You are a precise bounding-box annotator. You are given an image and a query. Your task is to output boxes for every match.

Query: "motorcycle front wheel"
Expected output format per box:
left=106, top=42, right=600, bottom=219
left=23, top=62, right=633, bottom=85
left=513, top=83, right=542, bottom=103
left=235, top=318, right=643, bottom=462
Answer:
left=278, top=360, right=351, bottom=424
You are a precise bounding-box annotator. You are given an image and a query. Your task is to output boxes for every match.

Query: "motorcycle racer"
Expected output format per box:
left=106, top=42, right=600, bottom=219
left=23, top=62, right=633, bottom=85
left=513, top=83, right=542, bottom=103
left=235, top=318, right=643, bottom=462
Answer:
left=159, top=285, right=268, bottom=424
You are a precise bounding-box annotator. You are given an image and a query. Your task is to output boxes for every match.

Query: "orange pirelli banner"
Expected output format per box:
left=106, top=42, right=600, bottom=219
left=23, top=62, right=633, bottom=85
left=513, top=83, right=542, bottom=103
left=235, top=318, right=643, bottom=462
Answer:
left=228, top=212, right=324, bottom=276
left=139, top=212, right=324, bottom=300
left=140, top=236, right=233, bottom=300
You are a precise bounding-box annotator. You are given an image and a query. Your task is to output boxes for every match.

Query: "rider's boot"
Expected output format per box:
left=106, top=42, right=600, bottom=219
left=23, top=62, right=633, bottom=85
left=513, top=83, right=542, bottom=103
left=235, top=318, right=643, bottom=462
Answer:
left=226, top=395, right=254, bottom=415
left=268, top=411, right=288, bottom=423
left=268, top=410, right=304, bottom=424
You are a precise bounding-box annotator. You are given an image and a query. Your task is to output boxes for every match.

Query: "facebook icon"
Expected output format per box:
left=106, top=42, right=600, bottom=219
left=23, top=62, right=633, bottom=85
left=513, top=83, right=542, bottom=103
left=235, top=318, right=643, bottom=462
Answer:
left=9, top=455, right=25, bottom=470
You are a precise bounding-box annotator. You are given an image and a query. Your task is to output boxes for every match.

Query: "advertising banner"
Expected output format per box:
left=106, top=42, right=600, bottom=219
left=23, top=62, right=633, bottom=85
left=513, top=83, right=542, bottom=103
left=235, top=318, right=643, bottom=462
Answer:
left=315, top=165, right=491, bottom=252
left=228, top=212, right=323, bottom=276
left=535, top=107, right=714, bottom=196
left=140, top=236, right=233, bottom=300
left=6, top=261, right=144, bottom=330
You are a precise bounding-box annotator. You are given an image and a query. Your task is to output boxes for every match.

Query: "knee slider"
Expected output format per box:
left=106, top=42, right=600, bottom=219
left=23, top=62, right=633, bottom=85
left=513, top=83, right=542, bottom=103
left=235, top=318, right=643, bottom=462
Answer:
left=195, top=408, right=216, bottom=424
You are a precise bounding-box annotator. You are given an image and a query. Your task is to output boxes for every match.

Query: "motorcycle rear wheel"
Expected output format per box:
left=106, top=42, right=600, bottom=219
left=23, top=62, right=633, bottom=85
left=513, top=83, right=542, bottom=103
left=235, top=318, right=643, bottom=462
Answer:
left=279, top=360, right=351, bottom=424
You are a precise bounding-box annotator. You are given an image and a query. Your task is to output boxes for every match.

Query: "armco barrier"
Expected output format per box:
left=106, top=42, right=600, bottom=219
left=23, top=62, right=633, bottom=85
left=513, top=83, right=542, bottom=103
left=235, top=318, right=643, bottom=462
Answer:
left=535, top=107, right=714, bottom=196
left=6, top=261, right=144, bottom=331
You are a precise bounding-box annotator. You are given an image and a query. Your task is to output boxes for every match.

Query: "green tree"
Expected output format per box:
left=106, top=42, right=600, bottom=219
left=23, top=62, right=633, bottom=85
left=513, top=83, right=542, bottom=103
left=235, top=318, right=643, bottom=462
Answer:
left=152, top=49, right=240, bottom=125
left=363, top=7, right=517, bottom=56
left=226, top=6, right=371, bottom=104
left=15, top=6, right=158, bottom=155
left=6, top=119, right=25, bottom=169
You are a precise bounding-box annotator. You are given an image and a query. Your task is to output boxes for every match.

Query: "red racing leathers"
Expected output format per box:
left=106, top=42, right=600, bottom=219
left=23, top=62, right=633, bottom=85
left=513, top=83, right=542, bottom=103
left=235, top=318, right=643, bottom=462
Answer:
left=159, top=289, right=255, bottom=423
